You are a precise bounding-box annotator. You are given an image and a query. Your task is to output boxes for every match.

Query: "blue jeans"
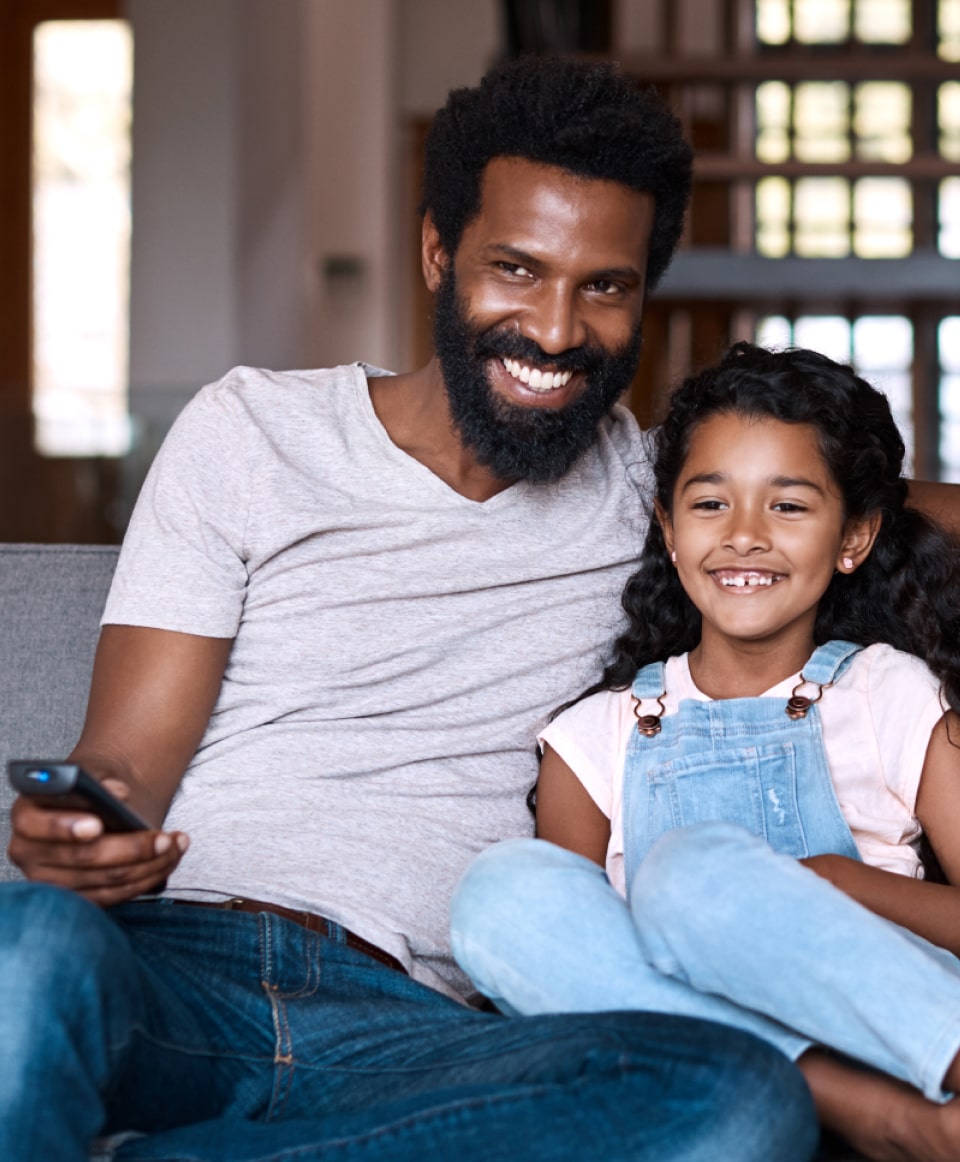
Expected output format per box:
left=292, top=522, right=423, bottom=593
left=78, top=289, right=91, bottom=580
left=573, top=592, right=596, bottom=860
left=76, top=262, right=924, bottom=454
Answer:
left=0, top=881, right=817, bottom=1162
left=451, top=823, right=960, bottom=1102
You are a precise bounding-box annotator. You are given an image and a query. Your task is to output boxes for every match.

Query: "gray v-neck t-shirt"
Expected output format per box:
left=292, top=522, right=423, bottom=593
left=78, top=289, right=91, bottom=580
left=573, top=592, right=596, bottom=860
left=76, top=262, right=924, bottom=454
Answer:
left=104, top=362, right=653, bottom=998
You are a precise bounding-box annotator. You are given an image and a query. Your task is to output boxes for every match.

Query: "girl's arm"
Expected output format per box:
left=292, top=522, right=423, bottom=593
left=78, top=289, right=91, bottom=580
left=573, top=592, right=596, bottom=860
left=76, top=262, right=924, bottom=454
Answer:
left=802, top=712, right=960, bottom=955
left=535, top=744, right=612, bottom=867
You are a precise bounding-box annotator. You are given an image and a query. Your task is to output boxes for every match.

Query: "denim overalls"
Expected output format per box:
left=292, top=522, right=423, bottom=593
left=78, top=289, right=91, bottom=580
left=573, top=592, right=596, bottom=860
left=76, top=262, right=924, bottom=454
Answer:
left=452, top=637, right=960, bottom=1100
left=622, top=640, right=862, bottom=889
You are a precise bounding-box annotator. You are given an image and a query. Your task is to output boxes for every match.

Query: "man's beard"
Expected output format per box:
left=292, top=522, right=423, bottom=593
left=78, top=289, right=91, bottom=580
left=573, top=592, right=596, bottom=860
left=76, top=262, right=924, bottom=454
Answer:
left=433, top=270, right=642, bottom=484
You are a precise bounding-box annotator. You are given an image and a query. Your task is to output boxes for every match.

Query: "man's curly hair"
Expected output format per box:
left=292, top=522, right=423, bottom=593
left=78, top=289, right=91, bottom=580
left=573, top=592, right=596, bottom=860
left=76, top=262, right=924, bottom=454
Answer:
left=421, top=56, right=693, bottom=291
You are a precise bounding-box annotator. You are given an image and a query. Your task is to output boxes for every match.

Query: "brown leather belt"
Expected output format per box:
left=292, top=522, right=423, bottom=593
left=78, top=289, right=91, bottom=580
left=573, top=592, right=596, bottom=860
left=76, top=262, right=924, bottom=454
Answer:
left=170, top=896, right=407, bottom=975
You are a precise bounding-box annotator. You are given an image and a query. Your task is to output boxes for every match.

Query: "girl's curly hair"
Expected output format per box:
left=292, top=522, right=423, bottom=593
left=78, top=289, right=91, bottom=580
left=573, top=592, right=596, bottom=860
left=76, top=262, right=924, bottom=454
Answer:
left=591, top=342, right=960, bottom=724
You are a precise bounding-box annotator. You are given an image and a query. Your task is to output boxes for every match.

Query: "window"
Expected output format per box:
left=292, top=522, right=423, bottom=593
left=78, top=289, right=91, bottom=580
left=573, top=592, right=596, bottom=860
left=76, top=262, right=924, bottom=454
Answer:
left=31, top=19, right=133, bottom=456
left=939, top=318, right=960, bottom=482
left=753, top=5, right=955, bottom=260
left=757, top=0, right=912, bottom=45
left=757, top=314, right=915, bottom=473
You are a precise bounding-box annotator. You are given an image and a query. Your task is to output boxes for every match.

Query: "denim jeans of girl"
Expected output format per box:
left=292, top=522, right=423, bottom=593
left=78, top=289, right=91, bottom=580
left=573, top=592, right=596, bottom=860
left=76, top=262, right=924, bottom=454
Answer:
left=452, top=642, right=960, bottom=1101
left=0, top=881, right=818, bottom=1162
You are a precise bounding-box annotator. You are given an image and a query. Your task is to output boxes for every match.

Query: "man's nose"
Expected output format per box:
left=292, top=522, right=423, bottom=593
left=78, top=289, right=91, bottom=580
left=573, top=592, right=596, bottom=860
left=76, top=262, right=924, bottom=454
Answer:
left=522, top=283, right=587, bottom=355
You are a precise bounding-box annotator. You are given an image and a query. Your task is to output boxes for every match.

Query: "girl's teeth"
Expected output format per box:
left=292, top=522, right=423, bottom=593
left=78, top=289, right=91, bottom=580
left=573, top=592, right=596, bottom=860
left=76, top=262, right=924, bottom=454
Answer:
left=720, top=574, right=775, bottom=587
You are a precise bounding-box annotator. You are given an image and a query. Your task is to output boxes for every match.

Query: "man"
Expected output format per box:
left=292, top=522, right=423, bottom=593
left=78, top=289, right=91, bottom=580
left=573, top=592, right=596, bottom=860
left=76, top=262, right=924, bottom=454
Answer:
left=2, top=57, right=818, bottom=1161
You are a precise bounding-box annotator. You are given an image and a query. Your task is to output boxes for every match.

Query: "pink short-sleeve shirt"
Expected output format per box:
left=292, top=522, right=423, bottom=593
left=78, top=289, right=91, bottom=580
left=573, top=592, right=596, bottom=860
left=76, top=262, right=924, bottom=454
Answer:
left=539, top=644, right=945, bottom=895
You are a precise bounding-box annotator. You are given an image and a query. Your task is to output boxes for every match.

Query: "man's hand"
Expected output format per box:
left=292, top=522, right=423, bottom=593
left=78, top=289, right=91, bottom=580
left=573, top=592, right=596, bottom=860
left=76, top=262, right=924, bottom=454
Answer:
left=9, top=776, right=189, bottom=906
left=8, top=624, right=232, bottom=907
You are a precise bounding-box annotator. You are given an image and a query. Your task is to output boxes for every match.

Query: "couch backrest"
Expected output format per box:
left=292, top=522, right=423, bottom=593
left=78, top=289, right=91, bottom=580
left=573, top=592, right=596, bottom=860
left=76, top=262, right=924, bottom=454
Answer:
left=0, top=543, right=119, bottom=880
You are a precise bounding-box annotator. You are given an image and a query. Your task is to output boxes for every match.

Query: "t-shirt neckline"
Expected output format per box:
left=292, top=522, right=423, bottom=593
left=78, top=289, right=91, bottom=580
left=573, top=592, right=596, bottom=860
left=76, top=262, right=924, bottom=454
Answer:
left=351, top=362, right=529, bottom=511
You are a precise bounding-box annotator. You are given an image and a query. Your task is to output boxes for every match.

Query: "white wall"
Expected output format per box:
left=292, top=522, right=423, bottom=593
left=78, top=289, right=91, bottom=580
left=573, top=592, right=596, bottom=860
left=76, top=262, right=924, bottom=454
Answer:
left=125, top=0, right=312, bottom=505
left=127, top=0, right=240, bottom=405
left=398, top=0, right=502, bottom=116
left=615, top=0, right=665, bottom=53
left=302, top=0, right=399, bottom=371
left=235, top=0, right=309, bottom=373
left=616, top=0, right=724, bottom=54
left=126, top=0, right=503, bottom=429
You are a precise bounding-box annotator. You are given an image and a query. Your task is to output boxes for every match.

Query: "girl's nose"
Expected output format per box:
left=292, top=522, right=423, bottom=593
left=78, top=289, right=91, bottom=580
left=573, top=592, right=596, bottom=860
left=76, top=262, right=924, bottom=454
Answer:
left=723, top=510, right=771, bottom=554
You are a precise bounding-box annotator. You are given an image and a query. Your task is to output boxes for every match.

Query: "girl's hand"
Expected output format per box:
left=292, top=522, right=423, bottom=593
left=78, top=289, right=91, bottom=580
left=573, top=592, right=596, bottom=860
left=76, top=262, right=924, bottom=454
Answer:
left=800, top=720, right=960, bottom=957
left=798, top=852, right=851, bottom=888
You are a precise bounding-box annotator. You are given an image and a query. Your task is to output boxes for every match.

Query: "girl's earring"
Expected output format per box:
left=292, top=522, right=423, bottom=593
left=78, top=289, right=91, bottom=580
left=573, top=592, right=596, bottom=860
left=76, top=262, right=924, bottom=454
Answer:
left=670, top=551, right=677, bottom=565
left=841, top=556, right=854, bottom=571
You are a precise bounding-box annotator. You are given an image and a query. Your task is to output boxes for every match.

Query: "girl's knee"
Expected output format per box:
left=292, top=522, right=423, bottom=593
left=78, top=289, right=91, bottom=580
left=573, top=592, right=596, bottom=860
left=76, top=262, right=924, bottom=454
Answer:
left=451, top=838, right=586, bottom=938
left=450, top=839, right=608, bottom=989
left=630, top=822, right=763, bottom=919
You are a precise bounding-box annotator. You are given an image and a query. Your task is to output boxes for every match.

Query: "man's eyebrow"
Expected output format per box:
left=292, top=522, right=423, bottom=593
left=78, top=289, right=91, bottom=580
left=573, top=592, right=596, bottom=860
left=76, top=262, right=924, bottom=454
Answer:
left=486, top=244, right=643, bottom=282
left=486, top=243, right=541, bottom=267
left=680, top=472, right=826, bottom=494
left=586, top=265, right=643, bottom=283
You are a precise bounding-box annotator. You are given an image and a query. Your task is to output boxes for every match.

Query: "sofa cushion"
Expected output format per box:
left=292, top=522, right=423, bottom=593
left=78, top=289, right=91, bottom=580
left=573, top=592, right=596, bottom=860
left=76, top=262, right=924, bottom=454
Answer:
left=0, top=543, right=118, bottom=880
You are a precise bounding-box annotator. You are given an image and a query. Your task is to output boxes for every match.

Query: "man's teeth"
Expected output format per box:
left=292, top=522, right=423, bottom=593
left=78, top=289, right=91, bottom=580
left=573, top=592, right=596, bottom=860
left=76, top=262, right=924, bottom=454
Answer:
left=717, top=573, right=778, bottom=588
left=502, top=358, right=572, bottom=392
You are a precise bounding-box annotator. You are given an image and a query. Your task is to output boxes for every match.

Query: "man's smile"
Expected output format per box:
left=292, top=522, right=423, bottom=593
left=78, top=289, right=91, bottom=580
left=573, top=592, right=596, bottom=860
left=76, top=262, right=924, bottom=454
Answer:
left=500, top=357, right=573, bottom=393
left=482, top=350, right=587, bottom=411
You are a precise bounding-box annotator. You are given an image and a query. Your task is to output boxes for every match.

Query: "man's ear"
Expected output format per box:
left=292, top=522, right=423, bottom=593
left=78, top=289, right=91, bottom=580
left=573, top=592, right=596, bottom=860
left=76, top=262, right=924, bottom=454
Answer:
left=421, top=212, right=449, bottom=293
left=837, top=511, right=882, bottom=573
left=654, top=499, right=675, bottom=557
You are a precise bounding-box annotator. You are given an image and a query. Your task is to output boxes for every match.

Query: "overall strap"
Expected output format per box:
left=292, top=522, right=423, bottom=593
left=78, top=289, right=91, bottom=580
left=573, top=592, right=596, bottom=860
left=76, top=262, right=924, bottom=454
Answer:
left=631, top=661, right=667, bottom=700
left=801, top=640, right=862, bottom=686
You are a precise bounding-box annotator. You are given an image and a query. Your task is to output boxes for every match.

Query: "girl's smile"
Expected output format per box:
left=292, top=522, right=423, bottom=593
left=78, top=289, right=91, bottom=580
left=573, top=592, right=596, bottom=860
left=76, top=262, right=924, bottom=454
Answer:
left=660, top=411, right=876, bottom=688
left=711, top=569, right=785, bottom=590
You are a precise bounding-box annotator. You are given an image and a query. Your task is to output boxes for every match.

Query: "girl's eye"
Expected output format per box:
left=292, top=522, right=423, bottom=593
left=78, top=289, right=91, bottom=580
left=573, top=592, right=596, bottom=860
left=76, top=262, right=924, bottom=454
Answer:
left=691, top=499, right=726, bottom=511
left=772, top=501, right=808, bottom=513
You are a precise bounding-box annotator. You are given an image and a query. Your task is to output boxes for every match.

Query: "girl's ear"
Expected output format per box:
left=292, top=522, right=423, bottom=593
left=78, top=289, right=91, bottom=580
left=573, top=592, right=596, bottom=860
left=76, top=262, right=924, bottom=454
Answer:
left=837, top=511, right=882, bottom=574
left=421, top=212, right=449, bottom=293
left=654, top=499, right=675, bottom=558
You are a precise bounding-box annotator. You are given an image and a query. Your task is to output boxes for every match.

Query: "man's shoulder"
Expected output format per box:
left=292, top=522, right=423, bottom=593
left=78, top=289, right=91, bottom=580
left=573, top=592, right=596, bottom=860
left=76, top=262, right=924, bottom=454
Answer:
left=603, top=402, right=648, bottom=450
left=595, top=403, right=654, bottom=483
left=176, top=363, right=391, bottom=439
left=199, top=362, right=383, bottom=405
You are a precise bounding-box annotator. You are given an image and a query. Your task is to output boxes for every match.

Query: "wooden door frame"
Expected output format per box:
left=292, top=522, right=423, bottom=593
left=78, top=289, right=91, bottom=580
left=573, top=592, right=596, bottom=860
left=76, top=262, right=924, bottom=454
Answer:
left=0, top=0, right=122, bottom=543
left=0, top=0, right=120, bottom=415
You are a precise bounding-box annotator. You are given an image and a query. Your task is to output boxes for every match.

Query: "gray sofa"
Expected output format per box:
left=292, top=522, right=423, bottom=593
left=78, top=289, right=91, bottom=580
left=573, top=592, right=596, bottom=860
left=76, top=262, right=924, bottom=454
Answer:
left=0, top=542, right=120, bottom=880
left=0, top=540, right=863, bottom=1159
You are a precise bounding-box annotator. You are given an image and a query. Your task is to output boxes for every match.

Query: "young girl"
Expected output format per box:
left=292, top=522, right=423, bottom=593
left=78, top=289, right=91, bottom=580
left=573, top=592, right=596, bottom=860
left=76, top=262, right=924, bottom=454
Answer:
left=451, top=343, right=960, bottom=1162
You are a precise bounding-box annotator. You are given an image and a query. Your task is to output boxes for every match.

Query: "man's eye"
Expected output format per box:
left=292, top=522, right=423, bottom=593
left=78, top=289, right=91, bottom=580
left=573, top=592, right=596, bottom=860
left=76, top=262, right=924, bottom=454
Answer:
left=498, top=262, right=533, bottom=278
left=587, top=280, right=622, bottom=295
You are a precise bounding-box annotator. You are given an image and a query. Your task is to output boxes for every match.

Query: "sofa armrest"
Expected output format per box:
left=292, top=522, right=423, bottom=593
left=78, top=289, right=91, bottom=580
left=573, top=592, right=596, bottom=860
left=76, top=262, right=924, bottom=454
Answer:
left=0, top=544, right=119, bottom=881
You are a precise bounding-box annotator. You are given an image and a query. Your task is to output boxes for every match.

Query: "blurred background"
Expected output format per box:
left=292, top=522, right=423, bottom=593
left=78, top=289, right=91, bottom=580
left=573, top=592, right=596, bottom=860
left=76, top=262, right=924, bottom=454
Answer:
left=1, top=0, right=958, bottom=543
